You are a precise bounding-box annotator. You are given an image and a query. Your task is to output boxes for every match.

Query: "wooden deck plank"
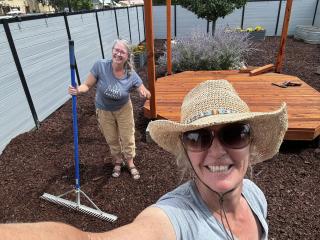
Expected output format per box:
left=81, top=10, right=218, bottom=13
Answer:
left=144, top=71, right=320, bottom=140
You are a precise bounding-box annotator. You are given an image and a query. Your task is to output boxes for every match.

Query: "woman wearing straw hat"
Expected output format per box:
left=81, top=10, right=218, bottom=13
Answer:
left=68, top=39, right=151, bottom=180
left=1, top=80, right=287, bottom=239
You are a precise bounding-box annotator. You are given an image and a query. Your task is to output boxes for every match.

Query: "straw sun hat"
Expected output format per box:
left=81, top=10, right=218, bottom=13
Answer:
left=148, top=80, right=288, bottom=164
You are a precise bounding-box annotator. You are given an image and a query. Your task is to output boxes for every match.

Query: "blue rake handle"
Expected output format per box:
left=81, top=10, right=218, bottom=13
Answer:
left=69, top=40, right=80, bottom=190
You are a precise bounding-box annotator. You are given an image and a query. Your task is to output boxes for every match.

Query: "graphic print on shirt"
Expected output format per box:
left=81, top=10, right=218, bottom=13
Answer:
left=104, top=84, right=121, bottom=100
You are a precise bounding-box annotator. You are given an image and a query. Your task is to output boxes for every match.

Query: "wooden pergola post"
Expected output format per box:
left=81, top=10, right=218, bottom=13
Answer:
left=275, top=0, right=293, bottom=73
left=144, top=0, right=157, bottom=118
left=166, top=0, right=172, bottom=75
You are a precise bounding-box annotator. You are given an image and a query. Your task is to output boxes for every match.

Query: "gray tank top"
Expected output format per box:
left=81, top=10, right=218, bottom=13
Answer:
left=153, top=179, right=268, bottom=240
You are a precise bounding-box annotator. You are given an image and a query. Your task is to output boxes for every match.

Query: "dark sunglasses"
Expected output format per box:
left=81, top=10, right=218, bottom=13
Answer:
left=181, top=123, right=251, bottom=152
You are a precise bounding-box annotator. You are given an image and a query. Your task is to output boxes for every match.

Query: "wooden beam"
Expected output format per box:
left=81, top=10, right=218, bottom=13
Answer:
left=144, top=0, right=157, bottom=118
left=275, top=0, right=293, bottom=73
left=249, top=64, right=274, bottom=76
left=166, top=0, right=172, bottom=75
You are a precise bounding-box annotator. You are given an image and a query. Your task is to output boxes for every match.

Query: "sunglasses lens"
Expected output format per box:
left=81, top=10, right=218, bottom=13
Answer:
left=182, top=129, right=213, bottom=152
left=219, top=123, right=251, bottom=149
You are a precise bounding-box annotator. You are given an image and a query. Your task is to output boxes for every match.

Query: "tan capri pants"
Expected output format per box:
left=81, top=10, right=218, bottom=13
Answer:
left=96, top=100, right=136, bottom=160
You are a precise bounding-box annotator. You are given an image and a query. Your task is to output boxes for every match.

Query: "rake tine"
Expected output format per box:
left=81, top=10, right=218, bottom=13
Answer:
left=41, top=193, right=117, bottom=222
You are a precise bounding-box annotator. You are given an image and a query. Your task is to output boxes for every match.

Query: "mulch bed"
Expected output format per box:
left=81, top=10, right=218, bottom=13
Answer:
left=0, top=37, right=319, bottom=239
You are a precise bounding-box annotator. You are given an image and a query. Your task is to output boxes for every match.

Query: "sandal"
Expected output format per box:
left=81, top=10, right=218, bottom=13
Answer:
left=112, top=162, right=123, bottom=178
left=128, top=166, right=140, bottom=180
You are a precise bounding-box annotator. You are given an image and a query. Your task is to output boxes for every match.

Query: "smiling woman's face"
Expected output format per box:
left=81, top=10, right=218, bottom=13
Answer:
left=187, top=124, right=250, bottom=194
left=112, top=42, right=128, bottom=65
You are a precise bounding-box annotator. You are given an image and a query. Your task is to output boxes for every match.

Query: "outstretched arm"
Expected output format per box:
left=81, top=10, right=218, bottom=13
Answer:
left=0, top=207, right=175, bottom=240
left=1, top=222, right=89, bottom=240
left=68, top=73, right=97, bottom=95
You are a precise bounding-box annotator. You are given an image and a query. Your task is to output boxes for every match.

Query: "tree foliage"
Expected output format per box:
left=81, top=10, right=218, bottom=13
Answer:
left=47, top=0, right=93, bottom=11
left=176, top=0, right=247, bottom=22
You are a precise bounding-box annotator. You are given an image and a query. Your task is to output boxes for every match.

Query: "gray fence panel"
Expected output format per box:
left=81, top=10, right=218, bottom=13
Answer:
left=98, top=10, right=118, bottom=59
left=9, top=17, right=70, bottom=122
left=216, top=7, right=243, bottom=30
left=128, top=7, right=139, bottom=45
left=116, top=8, right=131, bottom=41
left=153, top=1, right=319, bottom=37
left=153, top=6, right=175, bottom=39
left=176, top=5, right=207, bottom=37
left=138, top=6, right=145, bottom=42
left=68, top=13, right=102, bottom=82
left=0, top=24, right=35, bottom=154
left=243, top=1, right=279, bottom=36
left=287, top=0, right=318, bottom=34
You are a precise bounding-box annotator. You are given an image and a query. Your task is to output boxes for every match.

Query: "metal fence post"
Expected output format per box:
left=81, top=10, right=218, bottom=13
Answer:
left=64, top=13, right=81, bottom=85
left=136, top=6, right=141, bottom=43
left=275, top=0, right=283, bottom=36
left=126, top=7, right=132, bottom=42
left=96, top=11, right=105, bottom=59
left=113, top=8, right=119, bottom=38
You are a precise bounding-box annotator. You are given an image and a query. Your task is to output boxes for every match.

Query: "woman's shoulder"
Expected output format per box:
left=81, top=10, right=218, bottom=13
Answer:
left=155, top=181, right=193, bottom=206
left=243, top=179, right=267, bottom=215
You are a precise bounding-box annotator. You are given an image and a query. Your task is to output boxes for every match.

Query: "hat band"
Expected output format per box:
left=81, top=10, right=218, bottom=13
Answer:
left=184, top=108, right=238, bottom=124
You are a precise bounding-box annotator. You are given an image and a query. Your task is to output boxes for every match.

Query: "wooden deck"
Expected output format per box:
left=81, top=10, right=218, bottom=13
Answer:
left=143, top=70, right=320, bottom=140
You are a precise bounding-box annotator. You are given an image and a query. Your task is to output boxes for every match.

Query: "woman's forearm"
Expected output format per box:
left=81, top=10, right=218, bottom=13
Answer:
left=0, top=222, right=89, bottom=240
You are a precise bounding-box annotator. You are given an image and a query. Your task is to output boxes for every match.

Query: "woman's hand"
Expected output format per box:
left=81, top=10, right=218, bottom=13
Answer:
left=68, top=85, right=79, bottom=95
left=138, top=84, right=151, bottom=99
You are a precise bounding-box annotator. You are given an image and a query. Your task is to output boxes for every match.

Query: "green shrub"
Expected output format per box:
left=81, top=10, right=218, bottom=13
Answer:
left=158, top=28, right=254, bottom=73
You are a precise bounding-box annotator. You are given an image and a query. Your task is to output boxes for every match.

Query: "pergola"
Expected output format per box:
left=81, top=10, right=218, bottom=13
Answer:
left=143, top=0, right=320, bottom=141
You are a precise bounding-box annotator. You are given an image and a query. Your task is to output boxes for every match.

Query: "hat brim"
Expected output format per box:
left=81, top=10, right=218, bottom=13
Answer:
left=148, top=103, right=288, bottom=164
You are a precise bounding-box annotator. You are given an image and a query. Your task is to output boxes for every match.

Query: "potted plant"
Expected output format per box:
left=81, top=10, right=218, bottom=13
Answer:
left=235, top=25, right=266, bottom=41
left=132, top=44, right=147, bottom=68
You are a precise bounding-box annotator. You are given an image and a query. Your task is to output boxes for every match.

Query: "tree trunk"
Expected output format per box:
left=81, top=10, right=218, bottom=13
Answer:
left=211, top=20, right=216, bottom=36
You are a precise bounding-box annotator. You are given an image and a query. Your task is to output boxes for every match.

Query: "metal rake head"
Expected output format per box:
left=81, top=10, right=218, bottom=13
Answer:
left=41, top=193, right=117, bottom=222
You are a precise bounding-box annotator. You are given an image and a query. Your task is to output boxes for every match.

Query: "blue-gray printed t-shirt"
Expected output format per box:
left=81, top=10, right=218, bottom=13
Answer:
left=153, top=179, right=268, bottom=240
left=90, top=59, right=142, bottom=111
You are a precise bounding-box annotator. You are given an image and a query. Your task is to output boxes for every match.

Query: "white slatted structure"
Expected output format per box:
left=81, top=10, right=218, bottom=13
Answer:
left=153, top=0, right=319, bottom=38
left=0, top=24, right=36, bottom=153
left=9, top=17, right=70, bottom=122
left=98, top=10, right=118, bottom=59
left=68, top=13, right=102, bottom=82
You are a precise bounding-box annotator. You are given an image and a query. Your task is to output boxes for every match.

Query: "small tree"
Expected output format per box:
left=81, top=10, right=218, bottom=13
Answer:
left=176, top=0, right=247, bottom=35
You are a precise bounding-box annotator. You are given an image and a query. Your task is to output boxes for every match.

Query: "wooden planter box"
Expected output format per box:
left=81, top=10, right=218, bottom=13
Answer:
left=134, top=52, right=147, bottom=68
left=248, top=30, right=266, bottom=41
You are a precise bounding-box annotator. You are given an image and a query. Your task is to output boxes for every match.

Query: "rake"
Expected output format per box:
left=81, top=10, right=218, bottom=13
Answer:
left=41, top=40, right=117, bottom=222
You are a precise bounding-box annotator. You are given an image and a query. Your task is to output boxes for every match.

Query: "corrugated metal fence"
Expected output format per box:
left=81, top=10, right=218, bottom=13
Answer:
left=0, top=0, right=319, bottom=154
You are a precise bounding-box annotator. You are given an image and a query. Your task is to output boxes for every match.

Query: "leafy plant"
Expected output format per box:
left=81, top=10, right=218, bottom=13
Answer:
left=158, top=28, right=254, bottom=73
left=132, top=44, right=146, bottom=54
left=235, top=25, right=265, bottom=32
left=176, top=0, right=247, bottom=34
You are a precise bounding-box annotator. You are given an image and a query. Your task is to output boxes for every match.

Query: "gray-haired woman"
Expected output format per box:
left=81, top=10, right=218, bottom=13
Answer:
left=68, top=39, right=151, bottom=180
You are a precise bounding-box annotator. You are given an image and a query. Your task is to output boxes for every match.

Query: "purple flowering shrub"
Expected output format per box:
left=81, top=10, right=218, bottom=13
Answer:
left=158, top=28, right=253, bottom=73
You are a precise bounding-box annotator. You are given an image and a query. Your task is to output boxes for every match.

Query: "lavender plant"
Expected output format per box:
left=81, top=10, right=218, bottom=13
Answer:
left=158, top=28, right=254, bottom=72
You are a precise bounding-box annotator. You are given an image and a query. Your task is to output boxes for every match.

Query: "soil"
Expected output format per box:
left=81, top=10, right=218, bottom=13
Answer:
left=0, top=37, right=319, bottom=239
